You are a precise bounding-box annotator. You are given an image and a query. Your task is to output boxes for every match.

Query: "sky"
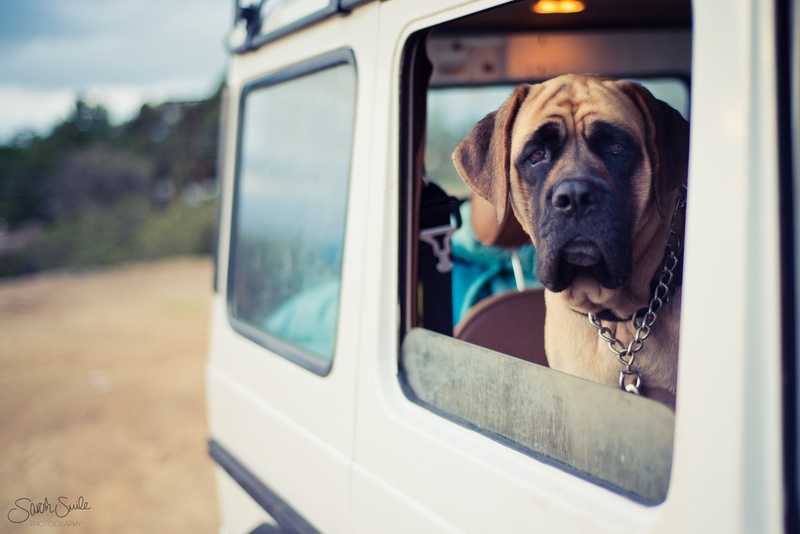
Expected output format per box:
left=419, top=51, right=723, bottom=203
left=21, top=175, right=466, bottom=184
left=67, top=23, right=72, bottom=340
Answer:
left=0, top=0, right=232, bottom=143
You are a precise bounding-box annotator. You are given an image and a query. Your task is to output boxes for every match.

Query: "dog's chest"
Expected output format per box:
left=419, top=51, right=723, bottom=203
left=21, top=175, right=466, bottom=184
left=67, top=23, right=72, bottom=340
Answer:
left=544, top=299, right=680, bottom=398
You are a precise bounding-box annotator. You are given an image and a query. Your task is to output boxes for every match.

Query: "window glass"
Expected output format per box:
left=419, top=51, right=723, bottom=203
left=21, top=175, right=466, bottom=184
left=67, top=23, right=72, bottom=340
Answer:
left=402, top=328, right=675, bottom=504
left=633, top=78, right=690, bottom=119
left=229, top=60, right=356, bottom=370
left=426, top=86, right=514, bottom=198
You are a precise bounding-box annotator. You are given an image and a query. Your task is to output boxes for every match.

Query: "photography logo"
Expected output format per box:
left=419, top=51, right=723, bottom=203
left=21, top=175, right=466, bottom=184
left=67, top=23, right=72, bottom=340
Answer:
left=7, top=496, right=91, bottom=527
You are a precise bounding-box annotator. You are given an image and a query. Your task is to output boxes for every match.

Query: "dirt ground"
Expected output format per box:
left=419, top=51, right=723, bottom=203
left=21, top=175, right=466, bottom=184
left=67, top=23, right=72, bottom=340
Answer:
left=0, top=258, right=219, bottom=533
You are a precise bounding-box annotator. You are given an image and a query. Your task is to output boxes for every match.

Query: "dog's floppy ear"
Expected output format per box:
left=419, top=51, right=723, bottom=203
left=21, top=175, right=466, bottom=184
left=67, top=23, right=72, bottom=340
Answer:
left=452, top=84, right=530, bottom=222
left=620, top=81, right=689, bottom=218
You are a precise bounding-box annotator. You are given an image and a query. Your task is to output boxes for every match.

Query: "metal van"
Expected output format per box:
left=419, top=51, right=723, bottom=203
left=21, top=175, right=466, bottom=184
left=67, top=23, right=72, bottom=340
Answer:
left=206, top=0, right=799, bottom=532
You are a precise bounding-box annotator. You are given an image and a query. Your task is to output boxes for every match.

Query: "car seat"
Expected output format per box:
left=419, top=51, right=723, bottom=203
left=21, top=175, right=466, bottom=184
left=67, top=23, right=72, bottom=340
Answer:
left=453, top=194, right=548, bottom=367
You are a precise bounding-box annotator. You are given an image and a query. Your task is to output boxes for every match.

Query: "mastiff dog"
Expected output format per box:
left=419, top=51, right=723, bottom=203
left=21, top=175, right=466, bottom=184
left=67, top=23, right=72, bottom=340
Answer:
left=453, top=73, right=689, bottom=409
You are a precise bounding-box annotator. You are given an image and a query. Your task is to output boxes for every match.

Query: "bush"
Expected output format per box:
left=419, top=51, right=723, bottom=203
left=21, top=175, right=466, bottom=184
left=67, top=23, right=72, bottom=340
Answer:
left=135, top=200, right=216, bottom=260
left=0, top=196, right=216, bottom=277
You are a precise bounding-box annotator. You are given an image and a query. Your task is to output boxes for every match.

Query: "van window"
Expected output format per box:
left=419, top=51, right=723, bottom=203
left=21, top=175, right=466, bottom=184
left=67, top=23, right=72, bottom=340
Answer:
left=400, top=1, right=691, bottom=504
left=228, top=54, right=356, bottom=374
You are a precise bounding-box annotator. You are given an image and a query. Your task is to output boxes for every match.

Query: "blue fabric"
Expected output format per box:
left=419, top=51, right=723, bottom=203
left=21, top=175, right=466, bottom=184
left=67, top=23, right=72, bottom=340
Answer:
left=263, top=280, right=339, bottom=360
left=261, top=200, right=541, bottom=349
left=451, top=201, right=540, bottom=324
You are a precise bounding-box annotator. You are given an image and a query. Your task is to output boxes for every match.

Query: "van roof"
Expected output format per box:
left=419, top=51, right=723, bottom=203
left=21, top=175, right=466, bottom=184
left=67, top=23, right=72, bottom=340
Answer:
left=228, top=0, right=377, bottom=53
left=228, top=0, right=690, bottom=54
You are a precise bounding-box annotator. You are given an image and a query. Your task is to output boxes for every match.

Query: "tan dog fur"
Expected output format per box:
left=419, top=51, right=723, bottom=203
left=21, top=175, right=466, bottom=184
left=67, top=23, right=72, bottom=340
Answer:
left=453, top=74, right=689, bottom=408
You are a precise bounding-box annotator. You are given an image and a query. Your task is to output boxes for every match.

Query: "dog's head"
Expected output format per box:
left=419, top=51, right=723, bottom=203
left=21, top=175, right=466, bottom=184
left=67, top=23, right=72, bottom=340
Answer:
left=453, top=74, right=688, bottom=308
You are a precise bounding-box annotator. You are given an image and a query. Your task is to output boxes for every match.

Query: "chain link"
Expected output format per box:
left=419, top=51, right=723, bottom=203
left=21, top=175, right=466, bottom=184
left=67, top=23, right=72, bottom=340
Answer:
left=587, top=187, right=686, bottom=395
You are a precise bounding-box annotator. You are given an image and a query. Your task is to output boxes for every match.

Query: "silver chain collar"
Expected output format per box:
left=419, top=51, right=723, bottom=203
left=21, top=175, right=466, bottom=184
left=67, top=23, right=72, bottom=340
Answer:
left=587, top=187, right=687, bottom=395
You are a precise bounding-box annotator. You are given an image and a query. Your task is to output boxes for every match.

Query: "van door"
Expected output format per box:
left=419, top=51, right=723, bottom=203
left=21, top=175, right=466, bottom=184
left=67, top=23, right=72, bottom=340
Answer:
left=206, top=2, right=379, bottom=533
left=353, top=0, right=785, bottom=532
left=780, top=0, right=799, bottom=530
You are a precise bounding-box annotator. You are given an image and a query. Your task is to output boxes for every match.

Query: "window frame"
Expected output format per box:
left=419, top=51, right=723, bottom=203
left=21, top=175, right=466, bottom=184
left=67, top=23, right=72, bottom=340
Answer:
left=777, top=0, right=800, bottom=529
left=397, top=21, right=691, bottom=504
left=227, top=48, right=357, bottom=376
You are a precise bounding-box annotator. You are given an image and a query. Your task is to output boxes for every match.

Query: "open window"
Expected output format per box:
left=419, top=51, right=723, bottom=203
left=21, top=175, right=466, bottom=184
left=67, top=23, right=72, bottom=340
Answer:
left=398, top=0, right=691, bottom=504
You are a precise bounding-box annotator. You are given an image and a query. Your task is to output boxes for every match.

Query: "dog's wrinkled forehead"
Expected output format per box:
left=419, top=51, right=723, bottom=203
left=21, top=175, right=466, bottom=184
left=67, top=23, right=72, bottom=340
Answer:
left=452, top=73, right=689, bottom=226
left=510, top=75, right=647, bottom=154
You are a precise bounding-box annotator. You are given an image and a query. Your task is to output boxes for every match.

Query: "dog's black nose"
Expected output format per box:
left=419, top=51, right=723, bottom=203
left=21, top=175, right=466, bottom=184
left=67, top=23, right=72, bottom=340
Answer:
left=551, top=179, right=599, bottom=216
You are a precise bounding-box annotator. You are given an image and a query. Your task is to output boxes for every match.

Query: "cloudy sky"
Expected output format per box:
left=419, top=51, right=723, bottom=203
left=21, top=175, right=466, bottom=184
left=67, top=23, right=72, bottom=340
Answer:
left=0, top=0, right=232, bottom=143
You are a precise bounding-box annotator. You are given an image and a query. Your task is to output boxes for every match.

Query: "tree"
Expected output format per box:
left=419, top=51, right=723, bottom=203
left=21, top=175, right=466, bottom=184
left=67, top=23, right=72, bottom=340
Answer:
left=47, top=144, right=155, bottom=219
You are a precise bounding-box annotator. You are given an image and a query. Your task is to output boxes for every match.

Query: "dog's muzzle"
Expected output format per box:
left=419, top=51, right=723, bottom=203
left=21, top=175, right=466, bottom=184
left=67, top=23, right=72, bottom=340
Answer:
left=535, top=178, right=631, bottom=292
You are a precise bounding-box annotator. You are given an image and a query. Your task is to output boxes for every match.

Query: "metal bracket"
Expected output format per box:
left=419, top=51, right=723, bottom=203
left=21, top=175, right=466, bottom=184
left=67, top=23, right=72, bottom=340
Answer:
left=420, top=223, right=458, bottom=274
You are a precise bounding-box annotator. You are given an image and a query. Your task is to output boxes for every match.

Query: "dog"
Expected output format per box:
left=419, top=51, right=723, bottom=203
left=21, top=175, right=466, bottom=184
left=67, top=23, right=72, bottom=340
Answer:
left=452, top=73, right=689, bottom=409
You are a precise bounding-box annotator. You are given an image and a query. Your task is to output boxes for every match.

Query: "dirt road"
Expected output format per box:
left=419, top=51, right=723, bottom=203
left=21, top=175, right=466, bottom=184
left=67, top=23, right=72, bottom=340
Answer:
left=0, top=258, right=219, bottom=533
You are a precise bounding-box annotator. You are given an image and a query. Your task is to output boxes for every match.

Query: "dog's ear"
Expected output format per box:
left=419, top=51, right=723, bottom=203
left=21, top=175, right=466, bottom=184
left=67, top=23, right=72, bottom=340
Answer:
left=619, top=81, right=689, bottom=218
left=452, top=84, right=530, bottom=222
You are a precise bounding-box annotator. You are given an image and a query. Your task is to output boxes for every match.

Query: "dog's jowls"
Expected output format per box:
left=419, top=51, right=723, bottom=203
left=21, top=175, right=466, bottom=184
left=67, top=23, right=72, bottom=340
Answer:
left=453, top=73, right=689, bottom=409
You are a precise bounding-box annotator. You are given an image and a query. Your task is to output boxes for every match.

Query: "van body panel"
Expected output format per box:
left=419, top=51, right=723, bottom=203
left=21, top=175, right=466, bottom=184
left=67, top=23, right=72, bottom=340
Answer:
left=208, top=0, right=793, bottom=532
left=664, top=1, right=784, bottom=533
left=207, top=3, right=381, bottom=532
left=355, top=2, right=669, bottom=533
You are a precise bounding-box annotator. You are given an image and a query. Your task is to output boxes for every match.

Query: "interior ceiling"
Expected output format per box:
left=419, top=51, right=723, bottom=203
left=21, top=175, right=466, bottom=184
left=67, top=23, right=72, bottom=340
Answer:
left=440, top=0, right=693, bottom=33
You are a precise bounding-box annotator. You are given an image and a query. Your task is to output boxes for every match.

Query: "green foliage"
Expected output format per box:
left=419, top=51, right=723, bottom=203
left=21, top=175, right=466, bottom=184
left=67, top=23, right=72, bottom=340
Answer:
left=0, top=138, right=57, bottom=223
left=135, top=200, right=216, bottom=260
left=0, top=83, right=224, bottom=277
left=29, top=198, right=150, bottom=270
left=47, top=144, right=156, bottom=219
left=0, top=198, right=216, bottom=277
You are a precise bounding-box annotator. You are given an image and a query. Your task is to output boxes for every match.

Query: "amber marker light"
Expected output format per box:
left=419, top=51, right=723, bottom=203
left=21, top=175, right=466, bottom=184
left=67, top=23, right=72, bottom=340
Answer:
left=531, top=0, right=586, bottom=14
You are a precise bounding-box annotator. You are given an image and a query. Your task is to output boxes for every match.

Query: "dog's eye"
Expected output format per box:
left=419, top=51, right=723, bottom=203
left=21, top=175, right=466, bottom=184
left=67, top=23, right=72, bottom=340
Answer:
left=529, top=147, right=547, bottom=165
left=605, top=143, right=626, bottom=156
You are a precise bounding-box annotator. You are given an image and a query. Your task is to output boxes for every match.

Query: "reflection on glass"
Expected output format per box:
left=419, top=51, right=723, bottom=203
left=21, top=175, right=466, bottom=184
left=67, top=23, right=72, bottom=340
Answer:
left=231, top=63, right=356, bottom=362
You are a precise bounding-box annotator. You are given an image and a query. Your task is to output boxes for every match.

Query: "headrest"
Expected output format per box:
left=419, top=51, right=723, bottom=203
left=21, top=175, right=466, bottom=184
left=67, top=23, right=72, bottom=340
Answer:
left=470, top=193, right=529, bottom=248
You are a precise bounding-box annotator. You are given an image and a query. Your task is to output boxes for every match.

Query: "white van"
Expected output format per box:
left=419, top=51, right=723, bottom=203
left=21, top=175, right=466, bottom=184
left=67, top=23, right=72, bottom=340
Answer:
left=206, top=0, right=799, bottom=532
